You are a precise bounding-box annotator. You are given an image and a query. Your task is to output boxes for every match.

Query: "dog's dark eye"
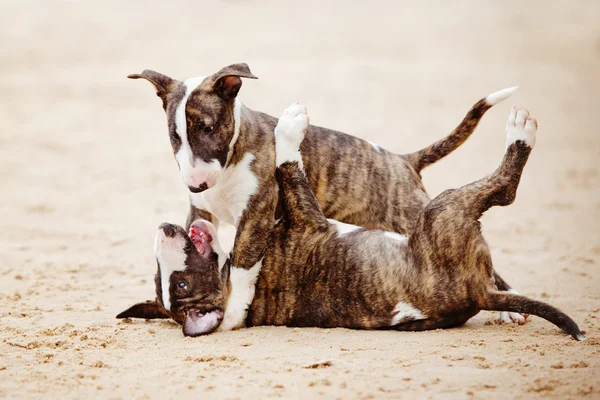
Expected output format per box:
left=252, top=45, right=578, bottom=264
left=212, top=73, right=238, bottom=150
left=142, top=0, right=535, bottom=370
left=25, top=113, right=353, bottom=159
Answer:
left=203, top=125, right=213, bottom=135
left=178, top=281, right=188, bottom=290
left=170, top=132, right=180, bottom=142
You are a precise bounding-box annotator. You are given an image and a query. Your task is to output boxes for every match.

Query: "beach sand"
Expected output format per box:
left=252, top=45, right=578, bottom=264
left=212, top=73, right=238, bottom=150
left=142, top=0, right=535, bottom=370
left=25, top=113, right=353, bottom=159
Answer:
left=1, top=0, right=599, bottom=398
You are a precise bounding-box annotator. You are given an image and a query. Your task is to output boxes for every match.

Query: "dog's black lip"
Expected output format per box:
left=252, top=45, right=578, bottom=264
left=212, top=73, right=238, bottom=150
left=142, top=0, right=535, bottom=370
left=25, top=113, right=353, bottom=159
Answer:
left=188, top=183, right=208, bottom=193
left=159, top=223, right=185, bottom=238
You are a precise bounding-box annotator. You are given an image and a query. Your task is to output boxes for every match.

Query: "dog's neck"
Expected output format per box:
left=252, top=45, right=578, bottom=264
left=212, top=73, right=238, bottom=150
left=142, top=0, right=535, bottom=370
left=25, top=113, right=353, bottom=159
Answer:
left=189, top=101, right=277, bottom=226
left=225, top=101, right=276, bottom=169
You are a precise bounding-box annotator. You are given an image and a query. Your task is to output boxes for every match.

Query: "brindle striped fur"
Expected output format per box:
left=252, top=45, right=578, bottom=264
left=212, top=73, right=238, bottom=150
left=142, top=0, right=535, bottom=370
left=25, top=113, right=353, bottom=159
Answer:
left=128, top=64, right=514, bottom=296
left=118, top=111, right=583, bottom=340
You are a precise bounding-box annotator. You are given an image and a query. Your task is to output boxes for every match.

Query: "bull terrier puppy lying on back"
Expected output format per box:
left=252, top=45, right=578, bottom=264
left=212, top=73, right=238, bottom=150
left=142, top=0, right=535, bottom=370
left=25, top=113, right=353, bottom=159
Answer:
left=128, top=63, right=524, bottom=324
left=118, top=104, right=584, bottom=341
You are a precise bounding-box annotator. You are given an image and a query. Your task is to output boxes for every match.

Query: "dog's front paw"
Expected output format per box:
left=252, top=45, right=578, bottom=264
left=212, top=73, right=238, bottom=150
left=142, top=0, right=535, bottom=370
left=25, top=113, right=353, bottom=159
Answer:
left=275, top=103, right=309, bottom=167
left=506, top=106, right=537, bottom=149
left=496, top=311, right=528, bottom=325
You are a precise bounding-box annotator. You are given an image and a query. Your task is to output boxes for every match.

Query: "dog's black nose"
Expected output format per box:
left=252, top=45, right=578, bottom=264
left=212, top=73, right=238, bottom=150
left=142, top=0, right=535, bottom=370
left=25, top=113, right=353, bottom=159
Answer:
left=188, top=183, right=209, bottom=193
left=158, top=223, right=183, bottom=238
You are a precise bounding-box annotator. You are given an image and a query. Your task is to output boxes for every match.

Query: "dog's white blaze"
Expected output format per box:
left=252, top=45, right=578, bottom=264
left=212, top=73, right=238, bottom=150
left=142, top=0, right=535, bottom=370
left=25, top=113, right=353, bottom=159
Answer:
left=485, top=86, right=519, bottom=106
left=226, top=99, right=243, bottom=163
left=175, top=76, right=220, bottom=188
left=219, top=260, right=262, bottom=331
left=274, top=103, right=307, bottom=168
left=384, top=232, right=408, bottom=243
left=189, top=152, right=259, bottom=226
left=391, top=301, right=426, bottom=325
left=154, top=230, right=187, bottom=312
left=367, top=140, right=382, bottom=153
left=327, top=219, right=361, bottom=237
left=506, top=108, right=537, bottom=149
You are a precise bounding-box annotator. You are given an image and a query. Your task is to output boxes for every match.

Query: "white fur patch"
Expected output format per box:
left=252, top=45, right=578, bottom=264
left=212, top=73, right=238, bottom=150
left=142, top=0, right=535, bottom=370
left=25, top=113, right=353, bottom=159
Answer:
left=214, top=241, right=228, bottom=272
left=485, top=86, right=519, bottom=106
left=327, top=219, right=361, bottom=237
left=391, top=301, right=426, bottom=325
left=219, top=260, right=262, bottom=331
left=367, top=140, right=382, bottom=153
left=226, top=99, right=243, bottom=163
left=175, top=76, right=227, bottom=189
left=496, top=289, right=527, bottom=324
left=189, top=152, right=259, bottom=226
left=506, top=107, right=537, bottom=149
left=154, top=229, right=187, bottom=312
left=384, top=232, right=408, bottom=243
left=274, top=103, right=308, bottom=168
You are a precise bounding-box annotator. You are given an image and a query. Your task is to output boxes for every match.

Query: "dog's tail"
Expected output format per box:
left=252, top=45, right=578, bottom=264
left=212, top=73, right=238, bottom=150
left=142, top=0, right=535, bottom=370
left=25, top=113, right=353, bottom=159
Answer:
left=404, top=86, right=518, bottom=173
left=481, top=291, right=585, bottom=341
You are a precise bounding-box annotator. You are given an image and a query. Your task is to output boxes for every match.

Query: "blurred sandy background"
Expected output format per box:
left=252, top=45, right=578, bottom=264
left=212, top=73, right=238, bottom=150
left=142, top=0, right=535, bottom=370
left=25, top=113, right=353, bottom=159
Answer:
left=1, top=0, right=599, bottom=398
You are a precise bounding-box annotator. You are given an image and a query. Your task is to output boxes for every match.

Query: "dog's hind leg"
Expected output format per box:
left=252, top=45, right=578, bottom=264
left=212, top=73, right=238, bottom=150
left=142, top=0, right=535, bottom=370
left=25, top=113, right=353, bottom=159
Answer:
left=274, top=103, right=330, bottom=231
left=407, top=107, right=538, bottom=323
left=412, top=108, right=583, bottom=339
left=468, top=107, right=537, bottom=324
left=417, top=107, right=538, bottom=228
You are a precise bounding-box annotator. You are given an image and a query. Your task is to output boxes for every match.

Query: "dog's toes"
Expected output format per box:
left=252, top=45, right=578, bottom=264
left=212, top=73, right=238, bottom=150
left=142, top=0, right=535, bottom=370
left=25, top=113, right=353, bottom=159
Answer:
left=515, top=108, right=530, bottom=127
left=280, top=102, right=307, bottom=120
left=275, top=103, right=309, bottom=141
left=507, top=105, right=517, bottom=127
left=496, top=311, right=528, bottom=325
left=506, top=106, right=537, bottom=149
left=275, top=103, right=309, bottom=166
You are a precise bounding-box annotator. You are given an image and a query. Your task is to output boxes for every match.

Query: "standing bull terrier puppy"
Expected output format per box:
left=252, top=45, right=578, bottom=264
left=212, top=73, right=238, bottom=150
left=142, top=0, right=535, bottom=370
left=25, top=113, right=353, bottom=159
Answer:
left=129, top=63, right=524, bottom=324
left=118, top=104, right=584, bottom=341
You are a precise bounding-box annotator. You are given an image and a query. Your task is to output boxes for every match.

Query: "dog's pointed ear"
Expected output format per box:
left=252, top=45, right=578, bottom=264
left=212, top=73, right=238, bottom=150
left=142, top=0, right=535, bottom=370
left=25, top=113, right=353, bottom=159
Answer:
left=210, top=63, right=257, bottom=101
left=116, top=300, right=170, bottom=320
left=128, top=70, right=176, bottom=107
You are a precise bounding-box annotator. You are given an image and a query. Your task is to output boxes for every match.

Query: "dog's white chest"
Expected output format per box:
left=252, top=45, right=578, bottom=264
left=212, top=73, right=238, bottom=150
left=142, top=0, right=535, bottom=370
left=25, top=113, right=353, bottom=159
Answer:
left=190, top=152, right=259, bottom=226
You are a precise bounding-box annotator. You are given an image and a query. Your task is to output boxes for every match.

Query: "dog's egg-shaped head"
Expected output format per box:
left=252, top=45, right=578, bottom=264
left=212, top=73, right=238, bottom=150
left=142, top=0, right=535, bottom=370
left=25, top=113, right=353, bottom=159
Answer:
left=128, top=63, right=257, bottom=193
left=117, top=220, right=230, bottom=337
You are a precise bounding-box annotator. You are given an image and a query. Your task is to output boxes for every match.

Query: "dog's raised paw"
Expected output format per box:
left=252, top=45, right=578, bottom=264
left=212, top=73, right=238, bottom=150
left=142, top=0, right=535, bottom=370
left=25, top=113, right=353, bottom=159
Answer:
left=275, top=103, right=309, bottom=167
left=506, top=106, right=537, bottom=149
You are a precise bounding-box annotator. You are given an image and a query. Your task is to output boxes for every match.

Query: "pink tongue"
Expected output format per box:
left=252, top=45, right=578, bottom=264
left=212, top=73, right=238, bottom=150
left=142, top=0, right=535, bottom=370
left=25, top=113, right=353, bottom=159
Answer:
left=189, top=225, right=212, bottom=257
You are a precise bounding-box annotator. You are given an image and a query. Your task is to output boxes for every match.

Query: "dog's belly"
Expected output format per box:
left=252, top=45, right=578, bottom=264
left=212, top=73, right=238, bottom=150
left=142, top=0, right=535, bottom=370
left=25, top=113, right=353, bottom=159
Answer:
left=190, top=152, right=259, bottom=226
left=247, top=228, right=427, bottom=330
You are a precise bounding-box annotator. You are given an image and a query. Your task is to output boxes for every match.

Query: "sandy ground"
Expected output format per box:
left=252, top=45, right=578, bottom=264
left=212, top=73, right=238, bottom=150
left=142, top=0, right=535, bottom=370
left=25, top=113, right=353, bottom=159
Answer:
left=1, top=0, right=599, bottom=398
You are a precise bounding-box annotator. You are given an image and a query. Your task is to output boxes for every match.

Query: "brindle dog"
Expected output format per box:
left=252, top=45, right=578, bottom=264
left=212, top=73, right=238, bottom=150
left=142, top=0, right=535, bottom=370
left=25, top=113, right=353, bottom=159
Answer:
left=129, top=63, right=523, bottom=324
left=118, top=104, right=584, bottom=341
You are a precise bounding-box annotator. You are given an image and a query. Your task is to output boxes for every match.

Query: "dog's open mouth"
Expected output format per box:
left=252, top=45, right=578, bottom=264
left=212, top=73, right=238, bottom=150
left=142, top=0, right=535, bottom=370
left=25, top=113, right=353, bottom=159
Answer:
left=189, top=222, right=213, bottom=257
left=183, top=307, right=224, bottom=337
